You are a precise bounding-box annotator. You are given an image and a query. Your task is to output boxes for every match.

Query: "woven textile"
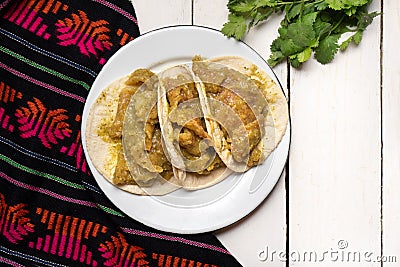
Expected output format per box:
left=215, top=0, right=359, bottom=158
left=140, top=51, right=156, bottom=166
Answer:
left=0, top=1, right=242, bottom=266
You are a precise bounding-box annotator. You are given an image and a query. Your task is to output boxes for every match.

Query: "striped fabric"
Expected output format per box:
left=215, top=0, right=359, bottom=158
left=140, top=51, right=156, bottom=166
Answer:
left=0, top=1, right=241, bottom=266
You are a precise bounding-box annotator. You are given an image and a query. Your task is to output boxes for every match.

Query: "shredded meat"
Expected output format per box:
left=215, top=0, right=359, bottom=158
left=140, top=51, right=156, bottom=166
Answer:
left=144, top=105, right=158, bottom=151
left=192, top=60, right=264, bottom=166
left=210, top=85, right=261, bottom=159
left=213, top=86, right=256, bottom=125
left=109, top=68, right=155, bottom=139
left=148, top=128, right=171, bottom=172
left=247, top=147, right=262, bottom=167
left=179, top=128, right=202, bottom=157
left=183, top=118, right=209, bottom=139
left=113, top=148, right=136, bottom=185
left=165, top=76, right=198, bottom=109
left=164, top=74, right=225, bottom=174
left=245, top=120, right=262, bottom=151
left=108, top=86, right=135, bottom=139
left=125, top=68, right=154, bottom=86
left=197, top=155, right=224, bottom=174
left=111, top=68, right=175, bottom=184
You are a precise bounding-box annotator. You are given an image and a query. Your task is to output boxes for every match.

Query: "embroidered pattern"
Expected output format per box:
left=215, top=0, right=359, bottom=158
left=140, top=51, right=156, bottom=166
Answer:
left=0, top=82, right=23, bottom=133
left=0, top=0, right=232, bottom=266
left=28, top=208, right=108, bottom=266
left=0, top=194, right=34, bottom=244
left=0, top=82, right=23, bottom=104
left=15, top=97, right=72, bottom=149
left=0, top=191, right=223, bottom=266
left=121, top=228, right=231, bottom=255
left=55, top=10, right=112, bottom=64
left=0, top=62, right=87, bottom=102
left=60, top=122, right=90, bottom=175
left=2, top=0, right=130, bottom=66
left=116, top=28, right=134, bottom=46
left=152, top=253, right=217, bottom=267
left=2, top=0, right=62, bottom=40
left=99, top=232, right=148, bottom=267
left=0, top=0, right=139, bottom=175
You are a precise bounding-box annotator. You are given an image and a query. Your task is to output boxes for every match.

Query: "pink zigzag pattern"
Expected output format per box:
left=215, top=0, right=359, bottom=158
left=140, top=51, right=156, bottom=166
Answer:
left=99, top=232, right=149, bottom=267
left=0, top=193, right=35, bottom=244
left=55, top=10, right=112, bottom=59
left=28, top=209, right=107, bottom=267
left=15, top=97, right=72, bottom=148
left=60, top=129, right=89, bottom=174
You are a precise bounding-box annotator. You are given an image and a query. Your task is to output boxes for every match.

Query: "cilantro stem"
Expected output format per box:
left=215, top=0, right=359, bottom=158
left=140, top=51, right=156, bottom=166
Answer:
left=299, top=0, right=305, bottom=20
left=223, top=0, right=379, bottom=67
left=274, top=0, right=316, bottom=6
left=328, top=14, right=346, bottom=35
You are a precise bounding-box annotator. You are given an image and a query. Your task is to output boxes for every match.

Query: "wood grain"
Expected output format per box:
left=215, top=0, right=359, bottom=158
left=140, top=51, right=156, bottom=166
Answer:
left=192, top=1, right=288, bottom=266
left=129, top=0, right=392, bottom=266
left=288, top=0, right=382, bottom=265
left=382, top=1, right=400, bottom=266
left=131, top=0, right=192, bottom=33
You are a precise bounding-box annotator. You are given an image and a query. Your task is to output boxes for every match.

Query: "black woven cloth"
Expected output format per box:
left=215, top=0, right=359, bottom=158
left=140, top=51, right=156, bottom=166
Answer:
left=0, top=0, right=242, bottom=266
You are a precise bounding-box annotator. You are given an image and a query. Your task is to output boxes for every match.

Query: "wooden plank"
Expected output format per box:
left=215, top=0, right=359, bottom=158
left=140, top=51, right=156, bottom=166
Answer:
left=288, top=1, right=382, bottom=266
left=130, top=0, right=192, bottom=33
left=382, top=0, right=400, bottom=265
left=193, top=0, right=288, bottom=266
left=215, top=176, right=286, bottom=266
left=193, top=0, right=288, bottom=92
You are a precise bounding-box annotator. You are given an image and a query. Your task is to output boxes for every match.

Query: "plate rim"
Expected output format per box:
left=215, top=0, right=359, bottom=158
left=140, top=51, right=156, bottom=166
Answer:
left=81, top=25, right=291, bottom=234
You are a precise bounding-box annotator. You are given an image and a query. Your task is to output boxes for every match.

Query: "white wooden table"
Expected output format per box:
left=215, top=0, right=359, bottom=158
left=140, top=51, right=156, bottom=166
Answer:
left=131, top=1, right=399, bottom=266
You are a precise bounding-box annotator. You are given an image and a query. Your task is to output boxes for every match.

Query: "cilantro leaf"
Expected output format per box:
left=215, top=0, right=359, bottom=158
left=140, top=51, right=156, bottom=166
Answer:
left=281, top=39, right=305, bottom=55
left=325, top=0, right=369, bottom=10
left=268, top=50, right=285, bottom=67
left=249, top=7, right=274, bottom=27
left=289, top=56, right=301, bottom=68
left=357, top=11, right=380, bottom=30
left=221, top=14, right=247, bottom=40
left=313, top=19, right=332, bottom=38
left=287, top=19, right=316, bottom=47
left=230, top=1, right=256, bottom=13
left=315, top=2, right=329, bottom=11
left=287, top=3, right=303, bottom=21
left=344, top=6, right=358, bottom=16
left=287, top=24, right=315, bottom=48
left=227, top=0, right=248, bottom=11
left=353, top=30, right=363, bottom=44
left=314, top=34, right=340, bottom=64
left=222, top=0, right=379, bottom=68
left=296, top=47, right=313, bottom=63
left=302, top=11, right=318, bottom=25
left=339, top=35, right=353, bottom=51
left=340, top=30, right=364, bottom=51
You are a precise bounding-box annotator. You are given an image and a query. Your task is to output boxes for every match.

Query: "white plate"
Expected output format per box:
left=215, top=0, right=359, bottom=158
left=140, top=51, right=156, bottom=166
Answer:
left=81, top=25, right=290, bottom=234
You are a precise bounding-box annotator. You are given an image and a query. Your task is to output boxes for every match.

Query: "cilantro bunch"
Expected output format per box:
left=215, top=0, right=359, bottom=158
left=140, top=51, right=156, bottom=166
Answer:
left=222, top=0, right=379, bottom=67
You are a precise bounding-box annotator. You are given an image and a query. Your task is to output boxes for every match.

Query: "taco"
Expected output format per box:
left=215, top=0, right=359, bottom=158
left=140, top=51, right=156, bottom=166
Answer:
left=85, top=68, right=181, bottom=195
left=86, top=55, right=288, bottom=195
left=158, top=64, right=232, bottom=190
left=192, top=55, right=289, bottom=172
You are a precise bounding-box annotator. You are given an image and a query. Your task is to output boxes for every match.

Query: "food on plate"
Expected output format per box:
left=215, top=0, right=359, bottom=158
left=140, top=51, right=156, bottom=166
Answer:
left=192, top=55, right=289, bottom=172
left=85, top=69, right=180, bottom=195
left=85, top=55, right=288, bottom=195
left=158, top=65, right=231, bottom=190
